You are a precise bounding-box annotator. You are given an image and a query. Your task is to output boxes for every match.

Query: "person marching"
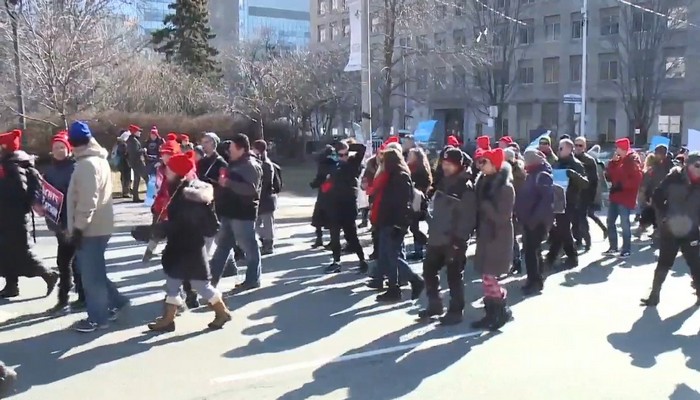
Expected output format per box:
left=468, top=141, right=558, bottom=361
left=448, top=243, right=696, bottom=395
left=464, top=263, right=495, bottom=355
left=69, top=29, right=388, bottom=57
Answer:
left=473, top=148, right=515, bottom=330
left=253, top=140, right=282, bottom=255
left=418, top=147, right=477, bottom=325
left=125, top=124, right=148, bottom=203
left=0, top=129, right=59, bottom=299
left=406, top=147, right=432, bottom=261
left=144, top=126, right=164, bottom=176
left=147, top=151, right=232, bottom=332
left=44, top=131, right=85, bottom=312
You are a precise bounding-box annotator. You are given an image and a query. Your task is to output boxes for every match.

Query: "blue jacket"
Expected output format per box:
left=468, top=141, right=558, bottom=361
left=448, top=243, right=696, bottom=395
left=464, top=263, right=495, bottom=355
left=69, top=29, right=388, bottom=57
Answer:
left=514, top=162, right=554, bottom=230
left=43, top=158, right=75, bottom=232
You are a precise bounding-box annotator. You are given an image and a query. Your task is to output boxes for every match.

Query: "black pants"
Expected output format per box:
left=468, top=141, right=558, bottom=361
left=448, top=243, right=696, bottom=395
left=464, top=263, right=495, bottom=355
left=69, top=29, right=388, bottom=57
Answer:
left=656, top=232, right=700, bottom=286
left=523, top=224, right=547, bottom=284
left=423, top=244, right=466, bottom=311
left=547, top=213, right=578, bottom=263
left=573, top=206, right=591, bottom=246
left=131, top=169, right=148, bottom=200
left=119, top=167, right=131, bottom=196
left=330, top=220, right=364, bottom=262
left=587, top=208, right=607, bottom=233
left=409, top=217, right=427, bottom=250
left=56, top=237, right=84, bottom=304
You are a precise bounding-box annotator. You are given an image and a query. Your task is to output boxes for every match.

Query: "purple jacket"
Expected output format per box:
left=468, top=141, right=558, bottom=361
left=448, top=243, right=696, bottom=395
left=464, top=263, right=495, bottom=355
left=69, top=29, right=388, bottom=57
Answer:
left=514, top=162, right=554, bottom=229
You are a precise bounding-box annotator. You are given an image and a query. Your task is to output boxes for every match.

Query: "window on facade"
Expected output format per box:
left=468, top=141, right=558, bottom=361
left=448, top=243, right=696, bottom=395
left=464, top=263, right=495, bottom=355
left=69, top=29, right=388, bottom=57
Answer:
left=599, top=53, right=619, bottom=80
left=518, top=59, right=534, bottom=84
left=434, top=32, right=446, bottom=51
left=475, top=123, right=484, bottom=136
left=454, top=0, right=466, bottom=16
left=453, top=66, right=467, bottom=88
left=521, top=0, right=535, bottom=4
left=519, top=20, right=534, bottom=44
left=317, top=25, right=327, bottom=42
left=318, top=0, right=327, bottom=15
left=600, top=7, right=619, bottom=36
left=544, top=15, right=561, bottom=41
left=330, top=22, right=339, bottom=40
left=571, top=12, right=583, bottom=39
left=331, top=0, right=339, bottom=11
left=668, top=6, right=688, bottom=29
left=665, top=48, right=686, bottom=78
left=570, top=55, right=582, bottom=82
left=342, top=19, right=350, bottom=37
left=632, top=9, right=655, bottom=32
left=371, top=14, right=382, bottom=33
left=544, top=57, right=559, bottom=83
left=416, top=68, right=428, bottom=90
left=453, top=29, right=466, bottom=48
left=434, top=67, right=447, bottom=89
left=416, top=35, right=428, bottom=53
left=541, top=102, right=559, bottom=129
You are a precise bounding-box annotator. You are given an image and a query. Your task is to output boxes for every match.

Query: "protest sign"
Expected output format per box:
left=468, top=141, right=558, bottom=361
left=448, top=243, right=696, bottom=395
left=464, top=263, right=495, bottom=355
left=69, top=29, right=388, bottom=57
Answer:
left=687, top=129, right=700, bottom=152
left=41, top=180, right=64, bottom=225
left=552, top=169, right=569, bottom=191
left=649, top=135, right=670, bottom=151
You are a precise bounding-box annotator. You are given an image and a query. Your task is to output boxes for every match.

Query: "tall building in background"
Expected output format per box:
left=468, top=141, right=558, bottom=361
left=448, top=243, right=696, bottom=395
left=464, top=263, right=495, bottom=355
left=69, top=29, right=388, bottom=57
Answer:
left=141, top=0, right=172, bottom=34
left=239, top=0, right=310, bottom=51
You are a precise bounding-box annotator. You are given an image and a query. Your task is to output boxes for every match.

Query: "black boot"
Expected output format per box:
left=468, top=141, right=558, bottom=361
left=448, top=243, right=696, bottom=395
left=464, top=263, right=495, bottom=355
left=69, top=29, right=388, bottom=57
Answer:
left=440, top=280, right=465, bottom=325
left=376, top=285, right=402, bottom=303
left=311, top=229, right=323, bottom=248
left=410, top=277, right=425, bottom=300
left=521, top=279, right=543, bottom=296
left=489, top=297, right=512, bottom=330
left=418, top=299, right=443, bottom=320
left=357, top=260, right=369, bottom=274
left=185, top=291, right=200, bottom=309
left=261, top=240, right=274, bottom=255
left=641, top=269, right=668, bottom=307
left=471, top=298, right=496, bottom=330
left=42, top=271, right=60, bottom=297
left=439, top=307, right=463, bottom=326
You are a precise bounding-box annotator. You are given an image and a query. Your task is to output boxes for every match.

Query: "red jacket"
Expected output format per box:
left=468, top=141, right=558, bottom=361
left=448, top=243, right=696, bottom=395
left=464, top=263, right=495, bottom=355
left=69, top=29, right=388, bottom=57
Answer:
left=152, top=165, right=170, bottom=220
left=606, top=152, right=643, bottom=210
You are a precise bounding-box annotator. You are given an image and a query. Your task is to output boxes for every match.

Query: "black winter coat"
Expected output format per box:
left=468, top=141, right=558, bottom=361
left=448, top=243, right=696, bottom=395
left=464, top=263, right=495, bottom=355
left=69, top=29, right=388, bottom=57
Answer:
left=42, top=158, right=75, bottom=232
left=258, top=156, right=281, bottom=214
left=375, top=169, right=413, bottom=231
left=0, top=151, right=46, bottom=278
left=160, top=180, right=219, bottom=281
left=310, top=157, right=338, bottom=228
left=196, top=153, right=228, bottom=216
left=327, top=143, right=366, bottom=224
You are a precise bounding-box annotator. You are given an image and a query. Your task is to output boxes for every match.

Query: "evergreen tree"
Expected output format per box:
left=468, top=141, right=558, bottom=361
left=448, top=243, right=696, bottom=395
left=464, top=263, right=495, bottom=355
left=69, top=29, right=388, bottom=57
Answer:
left=151, top=0, right=220, bottom=78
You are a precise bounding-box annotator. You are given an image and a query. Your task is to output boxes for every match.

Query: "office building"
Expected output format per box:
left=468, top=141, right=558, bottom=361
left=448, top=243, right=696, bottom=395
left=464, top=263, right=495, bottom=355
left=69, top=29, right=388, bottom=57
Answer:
left=312, top=0, right=700, bottom=144
left=239, top=0, right=310, bottom=51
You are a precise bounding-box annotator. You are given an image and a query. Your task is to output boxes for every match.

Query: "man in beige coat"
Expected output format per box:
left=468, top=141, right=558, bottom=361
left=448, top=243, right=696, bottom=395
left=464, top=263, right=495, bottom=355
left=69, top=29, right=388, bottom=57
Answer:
left=67, top=121, right=129, bottom=333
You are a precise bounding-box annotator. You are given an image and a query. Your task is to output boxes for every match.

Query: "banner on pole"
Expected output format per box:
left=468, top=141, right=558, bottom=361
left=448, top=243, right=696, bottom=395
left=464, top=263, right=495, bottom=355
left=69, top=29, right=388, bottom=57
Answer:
left=41, top=180, right=64, bottom=225
left=344, top=0, right=362, bottom=72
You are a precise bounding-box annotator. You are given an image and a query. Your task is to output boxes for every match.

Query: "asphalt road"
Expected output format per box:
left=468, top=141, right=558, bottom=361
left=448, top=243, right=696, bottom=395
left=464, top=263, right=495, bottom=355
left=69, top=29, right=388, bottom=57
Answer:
left=1, top=196, right=700, bottom=400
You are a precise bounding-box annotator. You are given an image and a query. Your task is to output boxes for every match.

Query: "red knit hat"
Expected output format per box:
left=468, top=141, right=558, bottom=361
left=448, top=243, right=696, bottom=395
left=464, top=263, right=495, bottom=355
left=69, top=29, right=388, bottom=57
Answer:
left=615, top=138, right=631, bottom=152
left=0, top=129, right=22, bottom=152
left=180, top=134, right=190, bottom=142
left=499, top=136, right=513, bottom=145
left=483, top=148, right=505, bottom=171
left=474, top=148, right=486, bottom=160
left=476, top=135, right=491, bottom=150
left=128, top=124, right=141, bottom=134
left=160, top=140, right=181, bottom=156
left=51, top=130, right=72, bottom=151
left=446, top=135, right=460, bottom=147
left=167, top=150, right=196, bottom=177
left=379, top=136, right=399, bottom=151
left=166, top=133, right=178, bottom=141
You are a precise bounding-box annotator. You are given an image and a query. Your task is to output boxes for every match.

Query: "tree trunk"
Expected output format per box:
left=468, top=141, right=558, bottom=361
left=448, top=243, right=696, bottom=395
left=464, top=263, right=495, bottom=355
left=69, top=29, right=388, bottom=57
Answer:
left=380, top=84, right=392, bottom=138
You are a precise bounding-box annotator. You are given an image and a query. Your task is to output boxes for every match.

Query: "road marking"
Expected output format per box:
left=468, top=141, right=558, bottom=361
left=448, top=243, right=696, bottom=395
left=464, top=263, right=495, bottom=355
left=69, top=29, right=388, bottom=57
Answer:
left=210, top=331, right=484, bottom=384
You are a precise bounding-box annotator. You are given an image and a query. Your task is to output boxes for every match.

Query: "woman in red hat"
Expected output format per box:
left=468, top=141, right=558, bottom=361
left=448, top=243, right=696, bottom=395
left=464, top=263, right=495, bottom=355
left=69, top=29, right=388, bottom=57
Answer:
left=147, top=151, right=231, bottom=332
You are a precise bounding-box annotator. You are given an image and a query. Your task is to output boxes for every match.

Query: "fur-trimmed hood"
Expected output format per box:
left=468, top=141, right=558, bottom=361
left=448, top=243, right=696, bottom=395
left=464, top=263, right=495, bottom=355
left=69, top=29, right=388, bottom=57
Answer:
left=183, top=179, right=214, bottom=204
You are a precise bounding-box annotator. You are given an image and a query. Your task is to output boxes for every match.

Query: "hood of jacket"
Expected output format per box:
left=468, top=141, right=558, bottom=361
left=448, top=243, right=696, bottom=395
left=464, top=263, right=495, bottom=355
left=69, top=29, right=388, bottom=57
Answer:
left=3, top=150, right=35, bottom=166
left=183, top=179, right=214, bottom=204
left=74, top=138, right=108, bottom=160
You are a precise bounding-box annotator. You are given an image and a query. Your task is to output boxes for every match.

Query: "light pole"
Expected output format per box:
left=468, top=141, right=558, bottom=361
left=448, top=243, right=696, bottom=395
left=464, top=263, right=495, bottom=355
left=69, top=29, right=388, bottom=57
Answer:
left=360, top=0, right=372, bottom=140
left=581, top=0, right=589, bottom=138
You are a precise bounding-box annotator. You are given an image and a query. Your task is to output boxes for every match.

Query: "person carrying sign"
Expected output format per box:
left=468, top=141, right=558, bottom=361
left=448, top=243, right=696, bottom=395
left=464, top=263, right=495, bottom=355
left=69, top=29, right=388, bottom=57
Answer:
left=0, top=129, right=59, bottom=299
left=44, top=131, right=85, bottom=313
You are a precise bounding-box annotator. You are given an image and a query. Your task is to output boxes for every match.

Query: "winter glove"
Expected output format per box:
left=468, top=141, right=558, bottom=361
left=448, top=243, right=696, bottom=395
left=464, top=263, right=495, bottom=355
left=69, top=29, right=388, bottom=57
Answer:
left=71, top=229, right=84, bottom=249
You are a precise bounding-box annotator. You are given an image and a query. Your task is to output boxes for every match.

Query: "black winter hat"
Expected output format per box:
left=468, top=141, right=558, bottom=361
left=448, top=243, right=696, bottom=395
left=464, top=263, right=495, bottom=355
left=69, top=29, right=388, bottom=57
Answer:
left=443, top=147, right=464, bottom=166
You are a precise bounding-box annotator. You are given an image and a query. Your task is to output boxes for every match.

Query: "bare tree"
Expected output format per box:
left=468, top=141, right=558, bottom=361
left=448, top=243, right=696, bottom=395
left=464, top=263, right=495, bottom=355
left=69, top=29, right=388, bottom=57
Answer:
left=2, top=0, right=144, bottom=127
left=466, top=0, right=524, bottom=137
left=614, top=0, right=689, bottom=143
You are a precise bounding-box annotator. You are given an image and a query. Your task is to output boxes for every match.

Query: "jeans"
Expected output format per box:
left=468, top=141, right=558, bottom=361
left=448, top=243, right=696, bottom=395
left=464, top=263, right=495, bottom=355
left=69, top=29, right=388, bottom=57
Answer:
left=255, top=213, right=275, bottom=241
left=210, top=217, right=237, bottom=286
left=164, top=277, right=219, bottom=305
left=75, top=235, right=127, bottom=325
left=607, top=203, right=632, bottom=252
left=378, top=227, right=418, bottom=287
left=231, top=219, right=262, bottom=285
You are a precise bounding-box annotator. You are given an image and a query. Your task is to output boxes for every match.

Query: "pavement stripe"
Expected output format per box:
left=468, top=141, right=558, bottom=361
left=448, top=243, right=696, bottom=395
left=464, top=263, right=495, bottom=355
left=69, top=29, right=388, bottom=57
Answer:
left=210, top=331, right=484, bottom=384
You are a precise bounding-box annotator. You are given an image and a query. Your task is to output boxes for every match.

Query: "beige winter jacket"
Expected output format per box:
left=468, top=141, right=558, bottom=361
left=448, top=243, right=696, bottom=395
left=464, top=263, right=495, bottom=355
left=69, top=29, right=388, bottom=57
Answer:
left=67, top=138, right=114, bottom=237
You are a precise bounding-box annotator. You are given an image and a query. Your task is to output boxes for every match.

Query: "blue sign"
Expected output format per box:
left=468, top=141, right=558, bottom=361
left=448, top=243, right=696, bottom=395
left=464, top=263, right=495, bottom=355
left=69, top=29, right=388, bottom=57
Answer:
left=649, top=135, right=670, bottom=150
left=552, top=169, right=570, bottom=191
left=526, top=131, right=552, bottom=151
left=413, top=120, right=438, bottom=143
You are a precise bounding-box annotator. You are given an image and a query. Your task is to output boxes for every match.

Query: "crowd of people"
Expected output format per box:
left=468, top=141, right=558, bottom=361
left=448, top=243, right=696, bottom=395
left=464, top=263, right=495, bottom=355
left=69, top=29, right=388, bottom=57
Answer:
left=1, top=123, right=700, bottom=342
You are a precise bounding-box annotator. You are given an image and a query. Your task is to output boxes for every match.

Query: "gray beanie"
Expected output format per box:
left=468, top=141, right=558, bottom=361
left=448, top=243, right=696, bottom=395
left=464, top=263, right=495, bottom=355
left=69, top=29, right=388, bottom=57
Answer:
left=203, top=132, right=220, bottom=145
left=523, top=148, right=546, bottom=165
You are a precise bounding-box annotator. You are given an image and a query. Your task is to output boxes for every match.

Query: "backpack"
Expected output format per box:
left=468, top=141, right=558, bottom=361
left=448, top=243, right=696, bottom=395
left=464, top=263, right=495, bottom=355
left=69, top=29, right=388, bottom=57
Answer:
left=272, top=163, right=283, bottom=194
left=537, top=171, right=566, bottom=214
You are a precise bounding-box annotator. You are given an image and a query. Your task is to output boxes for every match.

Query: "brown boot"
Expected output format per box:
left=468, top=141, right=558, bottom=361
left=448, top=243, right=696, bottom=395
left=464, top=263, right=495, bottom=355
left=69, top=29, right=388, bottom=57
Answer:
left=208, top=300, right=232, bottom=330
left=148, top=303, right=177, bottom=332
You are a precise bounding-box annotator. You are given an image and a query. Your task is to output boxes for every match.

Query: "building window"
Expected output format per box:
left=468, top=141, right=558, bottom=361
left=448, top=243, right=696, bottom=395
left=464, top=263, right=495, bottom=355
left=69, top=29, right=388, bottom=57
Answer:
left=331, top=0, right=339, bottom=11
left=518, top=59, right=534, bottom=84
left=571, top=12, right=583, bottom=39
left=453, top=66, right=467, bottom=88
left=541, top=102, right=559, bottom=130
left=544, top=57, right=560, bottom=83
left=600, top=7, right=619, bottom=36
left=599, top=53, right=619, bottom=80
left=544, top=15, right=561, bottom=41
left=665, top=48, right=686, bottom=78
left=318, top=0, right=327, bottom=15
left=453, top=29, right=466, bottom=48
left=342, top=19, right=350, bottom=37
left=455, top=0, right=466, bottom=16
left=668, top=6, right=688, bottom=29
left=632, top=9, right=654, bottom=32
left=330, top=22, right=339, bottom=40
left=519, top=19, right=534, bottom=45
left=416, top=68, right=428, bottom=90
left=416, top=35, right=428, bottom=53
left=434, top=67, right=447, bottom=89
left=605, top=118, right=617, bottom=142
left=371, top=14, right=382, bottom=33
left=475, top=122, right=484, bottom=136
left=434, top=32, right=446, bottom=51
left=521, top=0, right=535, bottom=4
left=570, top=55, right=582, bottom=82
left=317, top=25, right=327, bottom=42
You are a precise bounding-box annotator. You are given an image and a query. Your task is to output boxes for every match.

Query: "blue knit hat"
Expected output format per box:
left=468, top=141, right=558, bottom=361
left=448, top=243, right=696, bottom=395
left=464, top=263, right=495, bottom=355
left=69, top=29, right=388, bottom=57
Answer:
left=68, top=121, right=93, bottom=145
